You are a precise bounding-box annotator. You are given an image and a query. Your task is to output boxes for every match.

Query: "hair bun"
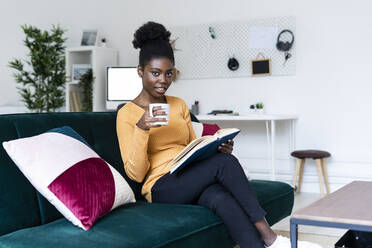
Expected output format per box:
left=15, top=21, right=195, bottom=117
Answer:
left=133, top=21, right=171, bottom=49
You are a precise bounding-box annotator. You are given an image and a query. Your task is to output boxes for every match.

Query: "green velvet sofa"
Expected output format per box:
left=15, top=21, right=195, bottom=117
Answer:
left=0, top=111, right=294, bottom=248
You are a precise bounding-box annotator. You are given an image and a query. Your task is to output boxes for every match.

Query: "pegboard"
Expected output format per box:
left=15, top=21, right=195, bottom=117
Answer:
left=169, top=16, right=296, bottom=80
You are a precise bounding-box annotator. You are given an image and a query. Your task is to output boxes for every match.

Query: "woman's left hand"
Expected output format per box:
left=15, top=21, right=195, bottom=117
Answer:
left=218, top=139, right=234, bottom=154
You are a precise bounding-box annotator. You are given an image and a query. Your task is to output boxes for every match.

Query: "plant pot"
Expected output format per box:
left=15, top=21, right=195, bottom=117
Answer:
left=248, top=109, right=256, bottom=114
left=256, top=109, right=264, bottom=114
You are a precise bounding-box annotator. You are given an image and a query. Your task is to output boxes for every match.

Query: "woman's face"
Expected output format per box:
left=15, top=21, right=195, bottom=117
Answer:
left=138, top=57, right=174, bottom=101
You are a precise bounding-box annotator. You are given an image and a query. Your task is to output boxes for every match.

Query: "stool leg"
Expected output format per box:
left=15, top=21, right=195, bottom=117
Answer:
left=297, top=159, right=305, bottom=193
left=315, top=159, right=324, bottom=197
left=321, top=158, right=330, bottom=194
left=292, top=159, right=302, bottom=191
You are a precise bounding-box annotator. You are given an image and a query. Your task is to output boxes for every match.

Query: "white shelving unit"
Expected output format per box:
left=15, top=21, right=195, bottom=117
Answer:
left=65, top=46, right=118, bottom=112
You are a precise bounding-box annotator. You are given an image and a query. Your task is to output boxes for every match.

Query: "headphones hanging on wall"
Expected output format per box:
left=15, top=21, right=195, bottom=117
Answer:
left=276, top=29, right=295, bottom=52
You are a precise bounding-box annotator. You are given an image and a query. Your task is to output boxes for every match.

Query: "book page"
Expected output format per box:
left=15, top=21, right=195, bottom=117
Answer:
left=170, top=136, right=217, bottom=170
left=214, top=128, right=240, bottom=138
left=170, top=136, right=211, bottom=164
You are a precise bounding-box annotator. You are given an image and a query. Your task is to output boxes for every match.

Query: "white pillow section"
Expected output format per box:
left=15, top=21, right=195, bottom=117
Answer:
left=191, top=121, right=203, bottom=138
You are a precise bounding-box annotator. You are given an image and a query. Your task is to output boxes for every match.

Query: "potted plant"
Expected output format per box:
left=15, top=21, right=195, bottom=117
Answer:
left=249, top=104, right=256, bottom=113
left=255, top=102, right=264, bottom=114
left=9, top=25, right=67, bottom=112
left=78, top=69, right=93, bottom=112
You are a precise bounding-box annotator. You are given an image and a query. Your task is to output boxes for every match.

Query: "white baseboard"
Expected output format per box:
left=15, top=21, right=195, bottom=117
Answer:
left=239, top=157, right=372, bottom=193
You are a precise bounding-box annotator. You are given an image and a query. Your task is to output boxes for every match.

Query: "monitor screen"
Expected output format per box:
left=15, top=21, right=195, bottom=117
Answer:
left=106, top=67, right=142, bottom=110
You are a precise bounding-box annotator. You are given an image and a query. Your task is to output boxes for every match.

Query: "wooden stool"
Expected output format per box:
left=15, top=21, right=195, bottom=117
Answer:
left=291, top=150, right=331, bottom=197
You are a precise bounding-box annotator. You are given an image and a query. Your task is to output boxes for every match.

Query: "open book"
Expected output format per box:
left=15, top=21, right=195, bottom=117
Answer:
left=169, top=128, right=240, bottom=174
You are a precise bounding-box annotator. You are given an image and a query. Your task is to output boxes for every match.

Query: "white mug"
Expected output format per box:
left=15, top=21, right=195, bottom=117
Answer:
left=149, top=103, right=170, bottom=126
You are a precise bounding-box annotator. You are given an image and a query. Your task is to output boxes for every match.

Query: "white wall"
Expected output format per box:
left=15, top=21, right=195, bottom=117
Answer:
left=2, top=0, right=372, bottom=192
left=0, top=0, right=131, bottom=106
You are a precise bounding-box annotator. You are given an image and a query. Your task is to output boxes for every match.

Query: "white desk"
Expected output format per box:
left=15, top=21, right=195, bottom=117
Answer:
left=196, top=114, right=299, bottom=180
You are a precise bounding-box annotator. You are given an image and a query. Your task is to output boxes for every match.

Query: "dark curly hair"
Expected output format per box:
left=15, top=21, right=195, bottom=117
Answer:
left=132, top=21, right=174, bottom=68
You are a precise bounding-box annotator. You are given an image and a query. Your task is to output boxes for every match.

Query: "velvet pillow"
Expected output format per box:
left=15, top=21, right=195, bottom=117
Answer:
left=2, top=126, right=135, bottom=230
left=192, top=122, right=221, bottom=138
left=201, top=123, right=221, bottom=136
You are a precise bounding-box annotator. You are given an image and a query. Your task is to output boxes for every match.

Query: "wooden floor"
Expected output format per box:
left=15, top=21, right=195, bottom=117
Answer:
left=275, top=230, right=339, bottom=247
left=234, top=231, right=338, bottom=248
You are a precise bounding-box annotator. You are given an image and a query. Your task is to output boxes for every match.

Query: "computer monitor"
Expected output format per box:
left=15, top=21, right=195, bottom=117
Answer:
left=106, top=66, right=142, bottom=110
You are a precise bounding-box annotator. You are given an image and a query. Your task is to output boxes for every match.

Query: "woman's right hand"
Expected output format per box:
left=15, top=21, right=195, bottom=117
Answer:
left=136, top=106, right=167, bottom=130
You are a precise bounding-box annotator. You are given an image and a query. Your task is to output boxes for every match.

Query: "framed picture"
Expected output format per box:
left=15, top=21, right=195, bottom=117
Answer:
left=251, top=58, right=271, bottom=76
left=72, top=64, right=92, bottom=82
left=81, top=29, right=98, bottom=46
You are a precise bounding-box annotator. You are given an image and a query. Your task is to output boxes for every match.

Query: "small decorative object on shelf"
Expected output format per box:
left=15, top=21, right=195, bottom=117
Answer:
left=248, top=103, right=265, bottom=114
left=101, top=38, right=107, bottom=48
left=249, top=104, right=256, bottom=113
left=207, top=110, right=239, bottom=116
left=81, top=29, right=98, bottom=46
left=255, top=102, right=264, bottom=114
left=191, top=100, right=199, bottom=115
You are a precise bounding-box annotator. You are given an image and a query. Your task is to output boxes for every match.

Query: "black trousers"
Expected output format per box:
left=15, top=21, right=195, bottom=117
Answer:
left=151, top=153, right=266, bottom=248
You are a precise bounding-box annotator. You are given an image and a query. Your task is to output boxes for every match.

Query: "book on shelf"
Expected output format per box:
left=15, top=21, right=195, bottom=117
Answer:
left=169, top=128, right=240, bottom=174
left=215, top=112, right=239, bottom=116
left=69, top=92, right=76, bottom=112
left=70, top=91, right=81, bottom=112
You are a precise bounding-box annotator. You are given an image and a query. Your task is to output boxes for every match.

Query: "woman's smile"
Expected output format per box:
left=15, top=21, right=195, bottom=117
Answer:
left=154, top=86, right=167, bottom=94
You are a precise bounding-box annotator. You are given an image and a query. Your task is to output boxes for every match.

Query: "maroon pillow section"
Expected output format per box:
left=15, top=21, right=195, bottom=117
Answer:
left=202, top=123, right=220, bottom=136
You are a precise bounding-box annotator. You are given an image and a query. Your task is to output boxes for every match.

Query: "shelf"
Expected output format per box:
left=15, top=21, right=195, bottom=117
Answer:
left=65, top=47, right=118, bottom=112
left=67, top=46, right=117, bottom=52
left=195, top=114, right=299, bottom=121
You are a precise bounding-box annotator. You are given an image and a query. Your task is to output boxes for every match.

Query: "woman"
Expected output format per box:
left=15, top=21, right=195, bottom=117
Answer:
left=117, top=21, right=321, bottom=248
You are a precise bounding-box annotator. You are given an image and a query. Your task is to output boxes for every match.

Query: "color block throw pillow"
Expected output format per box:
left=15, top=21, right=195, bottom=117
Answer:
left=2, top=126, right=135, bottom=230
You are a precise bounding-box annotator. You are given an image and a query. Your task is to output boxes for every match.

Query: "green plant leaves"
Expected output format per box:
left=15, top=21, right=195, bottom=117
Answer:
left=78, top=69, right=94, bottom=112
left=8, top=24, right=67, bottom=112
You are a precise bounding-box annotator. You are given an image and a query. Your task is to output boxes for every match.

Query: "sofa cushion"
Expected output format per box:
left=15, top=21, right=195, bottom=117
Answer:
left=0, top=202, right=235, bottom=248
left=250, top=180, right=294, bottom=225
left=2, top=126, right=135, bottom=230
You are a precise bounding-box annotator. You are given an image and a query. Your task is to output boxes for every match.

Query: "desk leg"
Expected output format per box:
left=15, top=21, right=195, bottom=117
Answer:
left=265, top=120, right=271, bottom=178
left=290, top=119, right=296, bottom=151
left=271, top=120, right=276, bottom=180
left=290, top=219, right=298, bottom=248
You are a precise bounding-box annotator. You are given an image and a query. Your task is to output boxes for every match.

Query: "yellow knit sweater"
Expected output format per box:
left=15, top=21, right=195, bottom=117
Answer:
left=116, top=96, right=196, bottom=202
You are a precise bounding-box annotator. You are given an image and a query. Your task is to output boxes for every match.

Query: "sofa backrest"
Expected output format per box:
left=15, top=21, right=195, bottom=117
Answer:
left=0, top=112, right=144, bottom=236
